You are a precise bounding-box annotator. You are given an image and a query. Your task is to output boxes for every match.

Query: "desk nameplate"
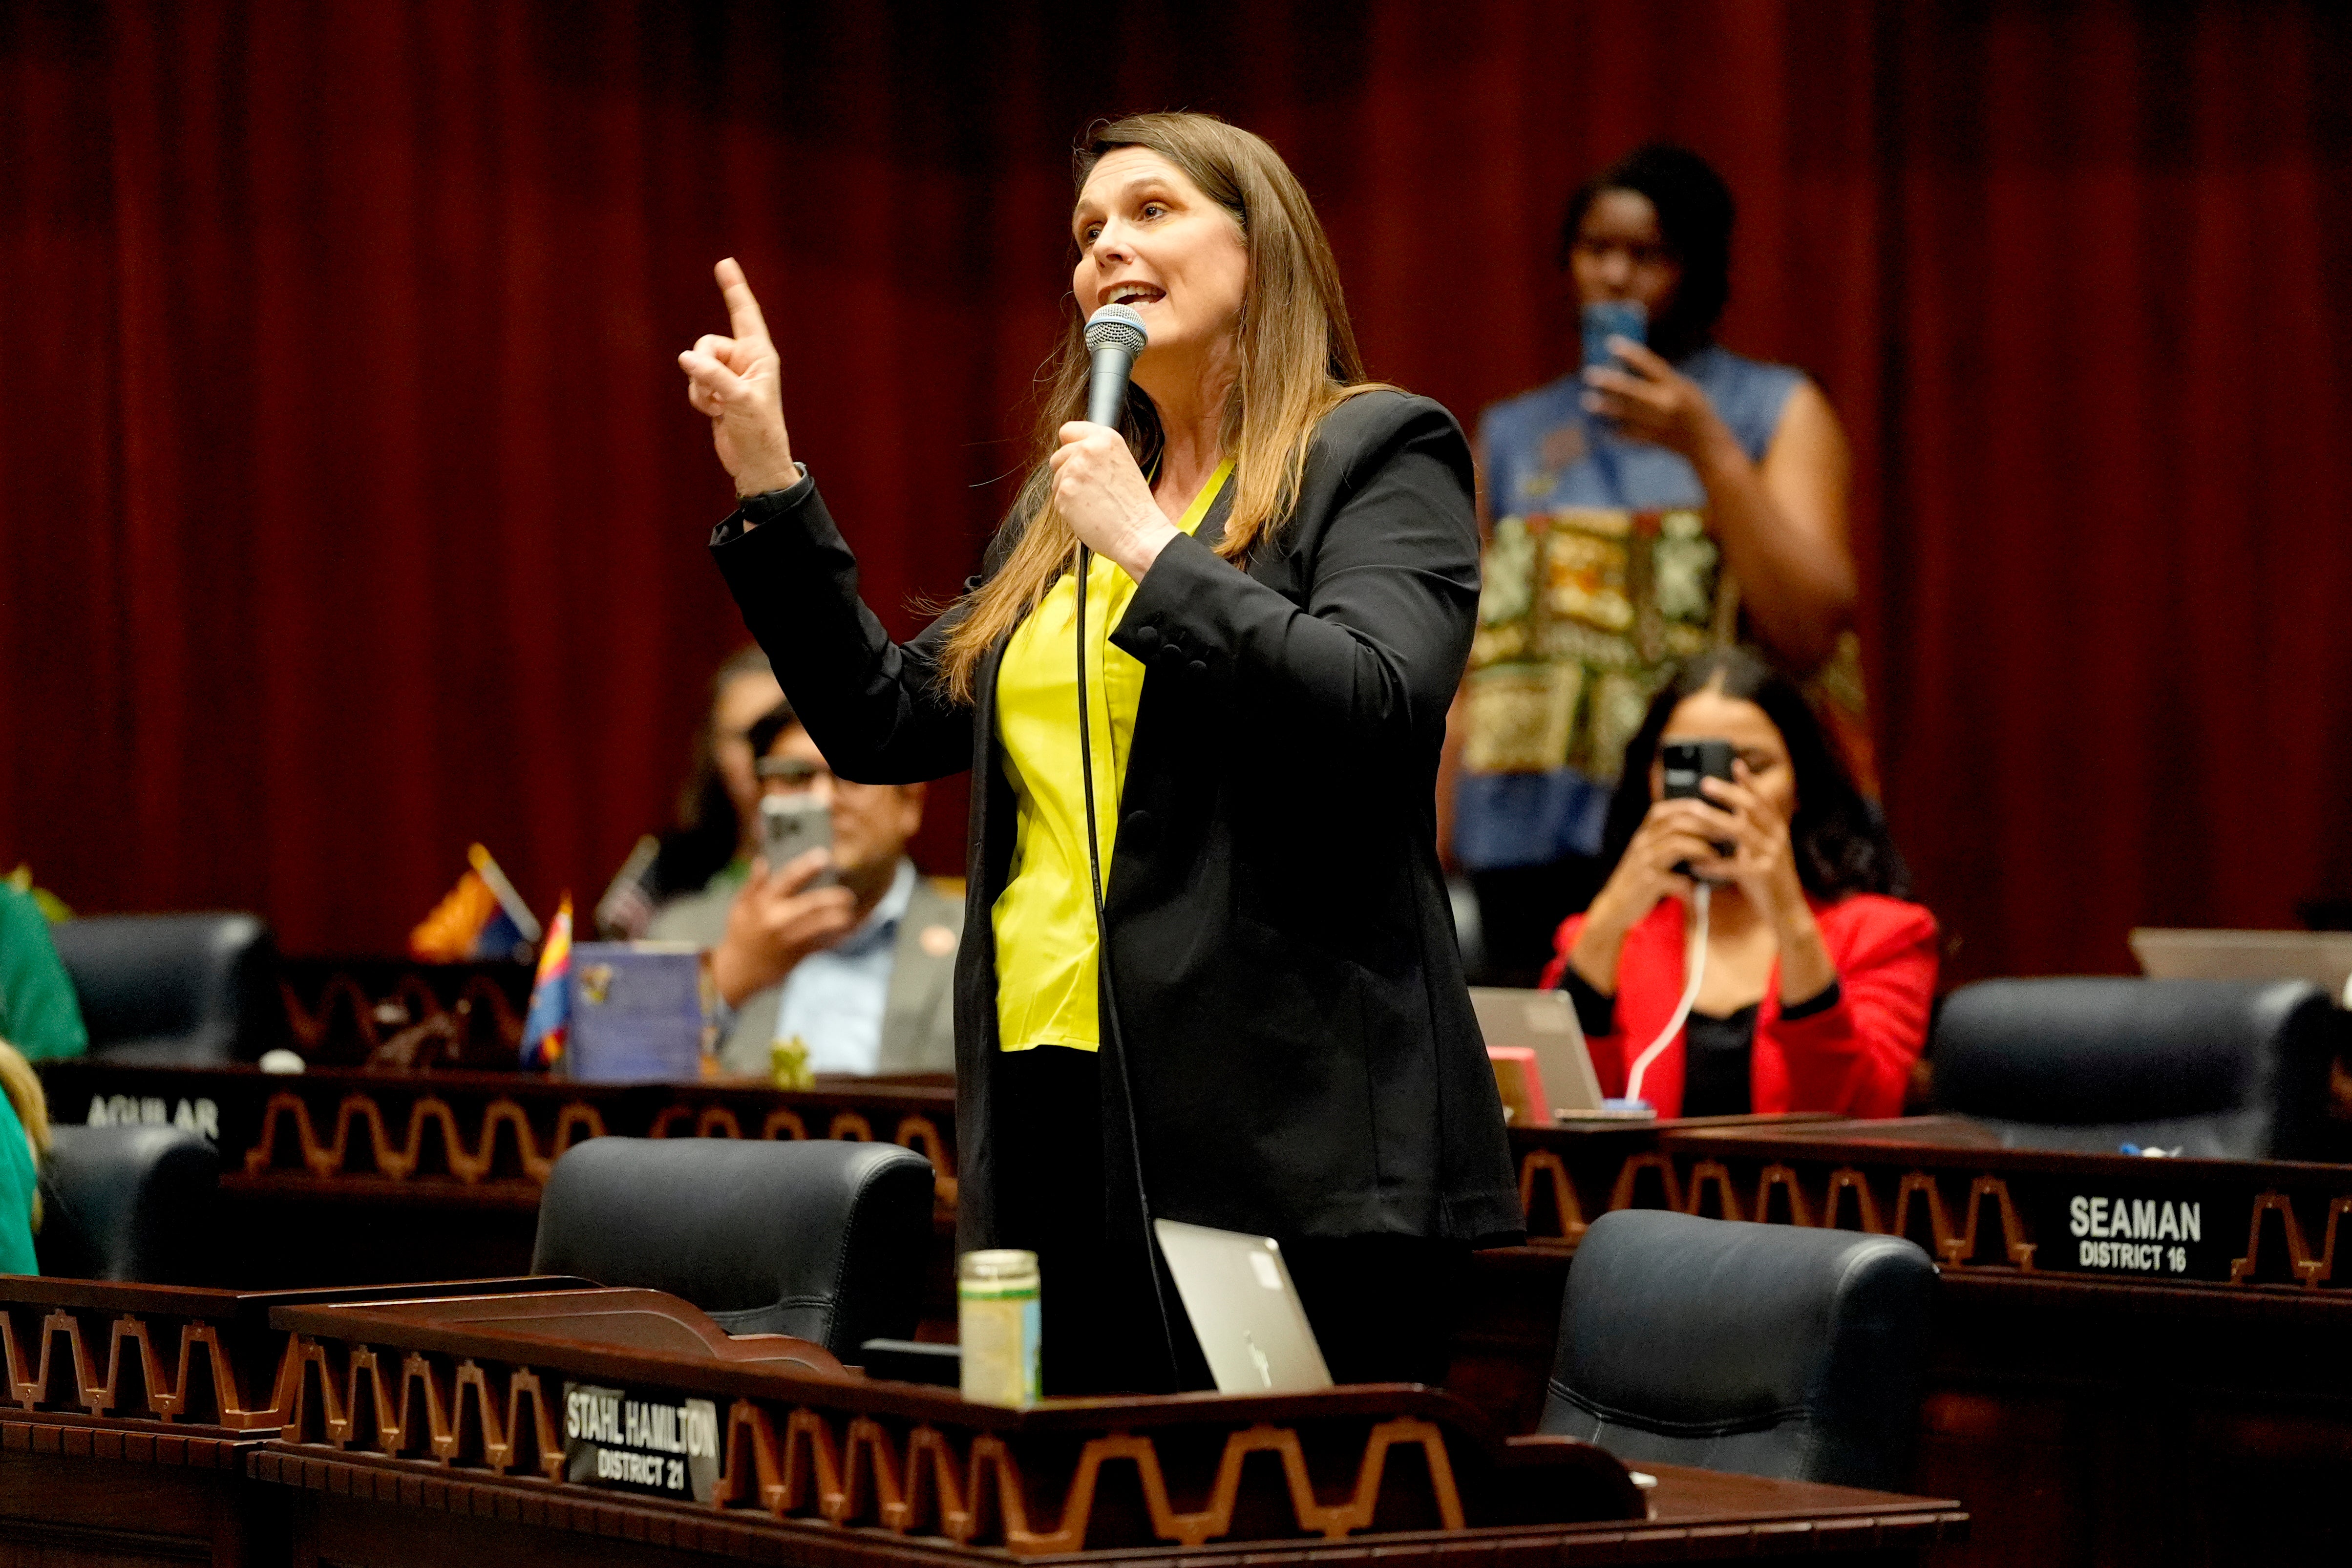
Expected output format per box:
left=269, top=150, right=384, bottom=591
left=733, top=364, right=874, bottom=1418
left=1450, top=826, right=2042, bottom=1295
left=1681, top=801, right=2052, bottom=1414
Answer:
left=561, top=1380, right=720, bottom=1503
left=1657, top=1119, right=2352, bottom=1292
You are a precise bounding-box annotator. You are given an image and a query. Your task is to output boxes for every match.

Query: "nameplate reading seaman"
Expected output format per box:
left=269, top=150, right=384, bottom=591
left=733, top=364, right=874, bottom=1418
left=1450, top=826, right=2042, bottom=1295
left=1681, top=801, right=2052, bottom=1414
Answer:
left=563, top=1382, right=720, bottom=1504
left=2063, top=1193, right=2202, bottom=1278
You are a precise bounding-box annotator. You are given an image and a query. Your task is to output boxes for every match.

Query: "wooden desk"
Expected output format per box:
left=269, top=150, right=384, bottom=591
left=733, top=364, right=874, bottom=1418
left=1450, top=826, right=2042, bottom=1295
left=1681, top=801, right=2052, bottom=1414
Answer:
left=269, top=1457, right=1965, bottom=1568
left=0, top=1275, right=577, bottom=1566
left=35, top=1060, right=1807, bottom=1377
left=1454, top=1117, right=2352, bottom=1566
left=0, top=1276, right=1966, bottom=1567
left=38, top=1059, right=1803, bottom=1289
left=251, top=1286, right=1959, bottom=1565
left=36, top=1060, right=959, bottom=1289
left=54, top=1049, right=2352, bottom=1561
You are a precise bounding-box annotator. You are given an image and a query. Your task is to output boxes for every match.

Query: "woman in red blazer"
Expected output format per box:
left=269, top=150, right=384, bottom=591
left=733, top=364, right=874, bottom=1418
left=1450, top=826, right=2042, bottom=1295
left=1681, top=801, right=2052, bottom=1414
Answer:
left=1541, top=649, right=1936, bottom=1119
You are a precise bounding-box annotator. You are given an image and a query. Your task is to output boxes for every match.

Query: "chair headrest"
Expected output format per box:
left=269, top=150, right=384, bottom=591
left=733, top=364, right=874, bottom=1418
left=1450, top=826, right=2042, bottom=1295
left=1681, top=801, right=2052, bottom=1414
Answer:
left=1559, top=1208, right=1934, bottom=1428
left=49, top=912, right=277, bottom=1062
left=1934, top=977, right=2329, bottom=1125
left=37, top=1123, right=221, bottom=1283
left=530, top=1137, right=934, bottom=1354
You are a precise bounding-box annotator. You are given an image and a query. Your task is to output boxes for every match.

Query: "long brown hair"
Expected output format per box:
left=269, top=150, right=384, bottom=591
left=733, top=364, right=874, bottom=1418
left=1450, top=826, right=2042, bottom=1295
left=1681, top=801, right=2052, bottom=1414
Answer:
left=938, top=112, right=1380, bottom=701
left=0, top=1041, right=50, bottom=1233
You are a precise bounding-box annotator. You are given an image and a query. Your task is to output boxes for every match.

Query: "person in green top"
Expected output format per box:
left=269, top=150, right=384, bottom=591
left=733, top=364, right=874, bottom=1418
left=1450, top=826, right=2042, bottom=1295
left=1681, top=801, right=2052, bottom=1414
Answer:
left=0, top=882, right=86, bottom=1060
left=0, top=1042, right=48, bottom=1274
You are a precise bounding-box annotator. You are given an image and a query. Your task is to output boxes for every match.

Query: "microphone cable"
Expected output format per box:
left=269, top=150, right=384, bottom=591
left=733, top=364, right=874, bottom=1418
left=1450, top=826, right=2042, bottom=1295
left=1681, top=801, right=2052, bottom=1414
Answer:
left=1624, top=881, right=1710, bottom=1107
left=1072, top=540, right=1184, bottom=1387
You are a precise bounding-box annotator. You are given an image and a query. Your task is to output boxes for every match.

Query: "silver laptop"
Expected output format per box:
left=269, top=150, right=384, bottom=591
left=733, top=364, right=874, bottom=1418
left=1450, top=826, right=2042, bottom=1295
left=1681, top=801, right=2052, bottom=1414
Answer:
left=1152, top=1219, right=1334, bottom=1394
left=1469, top=986, right=1608, bottom=1119
left=2130, top=928, right=2352, bottom=999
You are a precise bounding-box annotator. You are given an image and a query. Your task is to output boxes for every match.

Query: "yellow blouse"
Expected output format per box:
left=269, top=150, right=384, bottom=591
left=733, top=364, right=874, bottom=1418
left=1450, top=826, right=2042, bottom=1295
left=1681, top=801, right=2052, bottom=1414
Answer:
left=991, top=459, right=1234, bottom=1052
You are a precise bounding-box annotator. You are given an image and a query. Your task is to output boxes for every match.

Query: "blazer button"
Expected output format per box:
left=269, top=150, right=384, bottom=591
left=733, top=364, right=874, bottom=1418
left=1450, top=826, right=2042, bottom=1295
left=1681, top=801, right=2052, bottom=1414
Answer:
left=1132, top=625, right=1161, bottom=652
left=1121, top=810, right=1158, bottom=849
left=1188, top=659, right=1208, bottom=676
left=1156, top=643, right=1185, bottom=665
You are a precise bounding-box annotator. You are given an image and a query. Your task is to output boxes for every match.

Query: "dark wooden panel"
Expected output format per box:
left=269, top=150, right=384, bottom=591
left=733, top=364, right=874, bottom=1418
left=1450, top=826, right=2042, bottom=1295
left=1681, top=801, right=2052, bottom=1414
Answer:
left=0, top=1425, right=263, bottom=1568
left=273, top=1451, right=1961, bottom=1568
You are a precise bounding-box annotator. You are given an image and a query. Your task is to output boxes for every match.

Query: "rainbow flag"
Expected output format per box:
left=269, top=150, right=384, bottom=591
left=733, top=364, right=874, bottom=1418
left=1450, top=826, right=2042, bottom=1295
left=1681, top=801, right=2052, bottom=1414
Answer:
left=520, top=893, right=574, bottom=1070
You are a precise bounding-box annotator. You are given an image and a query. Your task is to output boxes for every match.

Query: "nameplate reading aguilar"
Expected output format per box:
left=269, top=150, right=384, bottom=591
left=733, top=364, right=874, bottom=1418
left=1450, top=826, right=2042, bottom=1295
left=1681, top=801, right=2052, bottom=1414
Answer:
left=562, top=1382, right=720, bottom=1504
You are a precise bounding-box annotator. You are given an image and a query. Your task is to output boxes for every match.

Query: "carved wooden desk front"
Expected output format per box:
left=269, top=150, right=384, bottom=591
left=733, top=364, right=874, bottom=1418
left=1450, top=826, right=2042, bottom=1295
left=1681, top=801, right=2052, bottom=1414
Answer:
left=35, top=1059, right=960, bottom=1288
left=0, top=1275, right=1968, bottom=1567
left=249, top=1286, right=1964, bottom=1567
left=0, top=1275, right=579, bottom=1566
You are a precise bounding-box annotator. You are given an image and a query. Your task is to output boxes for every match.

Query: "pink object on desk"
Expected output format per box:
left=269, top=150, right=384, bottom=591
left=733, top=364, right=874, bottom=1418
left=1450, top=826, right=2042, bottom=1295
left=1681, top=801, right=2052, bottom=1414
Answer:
left=1487, top=1045, right=1548, bottom=1127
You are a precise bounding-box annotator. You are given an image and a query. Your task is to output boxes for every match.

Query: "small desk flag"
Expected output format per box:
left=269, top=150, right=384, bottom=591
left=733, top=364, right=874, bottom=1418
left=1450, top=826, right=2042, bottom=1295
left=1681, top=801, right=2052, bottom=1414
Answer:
left=410, top=844, right=544, bottom=963
left=520, top=893, right=573, bottom=1070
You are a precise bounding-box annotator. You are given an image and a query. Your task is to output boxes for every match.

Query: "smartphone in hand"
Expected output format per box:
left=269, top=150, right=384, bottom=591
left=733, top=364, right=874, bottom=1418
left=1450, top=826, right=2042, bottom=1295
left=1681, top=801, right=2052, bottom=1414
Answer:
left=759, top=794, right=836, bottom=886
left=1660, top=739, right=1736, bottom=803
left=1581, top=299, right=1648, bottom=373
left=1661, top=739, right=1737, bottom=874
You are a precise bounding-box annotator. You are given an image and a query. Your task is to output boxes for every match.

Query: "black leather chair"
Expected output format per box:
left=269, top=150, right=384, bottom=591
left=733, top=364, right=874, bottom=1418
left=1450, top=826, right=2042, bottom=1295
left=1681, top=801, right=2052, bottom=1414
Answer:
left=35, top=1123, right=220, bottom=1283
left=1932, top=978, right=2337, bottom=1160
left=48, top=912, right=279, bottom=1064
left=530, top=1137, right=933, bottom=1357
left=1540, top=1209, right=1935, bottom=1491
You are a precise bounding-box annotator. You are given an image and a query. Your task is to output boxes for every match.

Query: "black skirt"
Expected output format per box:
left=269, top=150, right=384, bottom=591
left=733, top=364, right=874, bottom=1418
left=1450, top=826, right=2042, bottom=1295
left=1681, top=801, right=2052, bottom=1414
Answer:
left=988, top=1044, right=1463, bottom=1395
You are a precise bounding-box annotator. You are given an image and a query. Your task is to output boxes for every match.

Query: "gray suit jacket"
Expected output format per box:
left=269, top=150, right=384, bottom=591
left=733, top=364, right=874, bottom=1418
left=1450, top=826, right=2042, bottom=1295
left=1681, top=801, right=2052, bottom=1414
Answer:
left=645, top=862, right=961, bottom=1077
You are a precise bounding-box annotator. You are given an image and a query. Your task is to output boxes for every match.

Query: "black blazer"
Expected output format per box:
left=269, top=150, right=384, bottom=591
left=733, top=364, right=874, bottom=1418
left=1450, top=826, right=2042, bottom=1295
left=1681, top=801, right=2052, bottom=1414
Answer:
left=712, top=389, right=1523, bottom=1252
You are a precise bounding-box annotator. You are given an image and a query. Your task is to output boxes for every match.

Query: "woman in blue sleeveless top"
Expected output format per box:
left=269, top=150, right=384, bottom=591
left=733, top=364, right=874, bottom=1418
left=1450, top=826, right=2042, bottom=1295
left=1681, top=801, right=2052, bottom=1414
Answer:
left=1447, top=144, right=1865, bottom=982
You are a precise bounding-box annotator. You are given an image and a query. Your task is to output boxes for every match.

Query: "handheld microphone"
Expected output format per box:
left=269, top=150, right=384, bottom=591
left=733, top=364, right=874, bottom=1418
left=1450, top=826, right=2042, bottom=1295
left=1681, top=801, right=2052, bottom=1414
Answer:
left=1072, top=298, right=1182, bottom=1385
left=1083, top=303, right=1149, bottom=427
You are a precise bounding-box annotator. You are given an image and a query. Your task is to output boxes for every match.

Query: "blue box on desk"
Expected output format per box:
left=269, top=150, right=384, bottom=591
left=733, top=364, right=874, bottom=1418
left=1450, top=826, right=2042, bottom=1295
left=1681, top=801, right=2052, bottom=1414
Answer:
left=565, top=942, right=710, bottom=1082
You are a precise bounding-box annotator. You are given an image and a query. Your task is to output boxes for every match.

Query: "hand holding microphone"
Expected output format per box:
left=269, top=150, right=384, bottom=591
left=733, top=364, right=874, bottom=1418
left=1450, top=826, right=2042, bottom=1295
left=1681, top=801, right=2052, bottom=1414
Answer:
left=1051, top=304, right=1176, bottom=581
left=678, top=258, right=801, bottom=498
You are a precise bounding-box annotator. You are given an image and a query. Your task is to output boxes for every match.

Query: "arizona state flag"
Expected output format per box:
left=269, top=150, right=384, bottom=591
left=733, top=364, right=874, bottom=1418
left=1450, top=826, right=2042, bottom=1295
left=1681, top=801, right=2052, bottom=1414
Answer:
left=520, top=893, right=574, bottom=1069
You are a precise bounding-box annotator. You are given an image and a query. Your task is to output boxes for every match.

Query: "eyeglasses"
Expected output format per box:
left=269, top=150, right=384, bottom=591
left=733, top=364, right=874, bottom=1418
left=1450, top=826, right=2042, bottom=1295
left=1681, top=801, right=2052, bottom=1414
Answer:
left=756, top=756, right=833, bottom=788
left=752, top=757, right=847, bottom=804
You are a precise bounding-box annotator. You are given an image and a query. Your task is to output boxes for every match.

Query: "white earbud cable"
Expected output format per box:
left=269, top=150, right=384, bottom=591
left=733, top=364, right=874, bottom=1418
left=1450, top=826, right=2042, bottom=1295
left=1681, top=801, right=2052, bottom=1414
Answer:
left=1624, top=882, right=1710, bottom=1106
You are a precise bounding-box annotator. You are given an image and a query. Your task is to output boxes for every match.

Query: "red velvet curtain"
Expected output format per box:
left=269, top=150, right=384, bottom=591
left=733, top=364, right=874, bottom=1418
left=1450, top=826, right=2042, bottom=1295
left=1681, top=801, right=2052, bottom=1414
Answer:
left=3, top=1, right=2347, bottom=979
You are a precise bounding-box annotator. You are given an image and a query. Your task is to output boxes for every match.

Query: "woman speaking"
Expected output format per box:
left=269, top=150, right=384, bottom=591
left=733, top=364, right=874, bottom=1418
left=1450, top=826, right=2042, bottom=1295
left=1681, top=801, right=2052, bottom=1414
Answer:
left=677, top=113, right=1518, bottom=1394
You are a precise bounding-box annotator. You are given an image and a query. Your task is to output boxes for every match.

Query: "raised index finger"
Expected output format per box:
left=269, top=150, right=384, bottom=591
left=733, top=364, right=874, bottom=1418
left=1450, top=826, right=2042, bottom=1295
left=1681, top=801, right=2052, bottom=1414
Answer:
left=714, top=257, right=773, bottom=345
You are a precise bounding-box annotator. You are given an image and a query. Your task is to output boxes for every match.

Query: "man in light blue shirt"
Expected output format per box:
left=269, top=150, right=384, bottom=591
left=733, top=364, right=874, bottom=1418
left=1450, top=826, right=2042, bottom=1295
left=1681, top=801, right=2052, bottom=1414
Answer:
left=650, top=702, right=961, bottom=1076
left=770, top=858, right=916, bottom=1075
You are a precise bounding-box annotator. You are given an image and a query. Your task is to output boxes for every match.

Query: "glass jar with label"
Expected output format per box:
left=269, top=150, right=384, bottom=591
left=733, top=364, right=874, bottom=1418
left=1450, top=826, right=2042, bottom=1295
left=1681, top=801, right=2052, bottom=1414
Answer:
left=957, top=1249, right=1040, bottom=1407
